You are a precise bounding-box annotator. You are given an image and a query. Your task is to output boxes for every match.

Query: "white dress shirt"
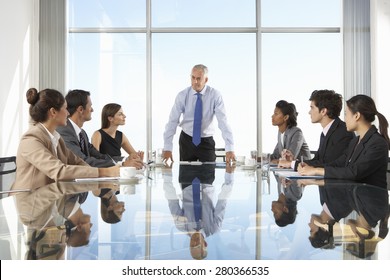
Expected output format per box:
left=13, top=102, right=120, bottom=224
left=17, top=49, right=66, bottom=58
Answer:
left=163, top=85, right=234, bottom=152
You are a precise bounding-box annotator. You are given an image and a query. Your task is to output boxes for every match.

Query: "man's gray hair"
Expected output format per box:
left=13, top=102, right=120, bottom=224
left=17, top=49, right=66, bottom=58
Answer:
left=192, top=64, right=208, bottom=76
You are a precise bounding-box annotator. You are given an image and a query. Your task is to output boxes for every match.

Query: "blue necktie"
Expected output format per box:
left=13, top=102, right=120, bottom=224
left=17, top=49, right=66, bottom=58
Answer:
left=192, top=177, right=202, bottom=230
left=192, top=93, right=202, bottom=146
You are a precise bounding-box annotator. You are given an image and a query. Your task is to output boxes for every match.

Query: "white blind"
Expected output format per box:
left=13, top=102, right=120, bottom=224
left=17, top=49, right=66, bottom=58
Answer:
left=39, top=0, right=66, bottom=93
left=343, top=0, right=371, bottom=100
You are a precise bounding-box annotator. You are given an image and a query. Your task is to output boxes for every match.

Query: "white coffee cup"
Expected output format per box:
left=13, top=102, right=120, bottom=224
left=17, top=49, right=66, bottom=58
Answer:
left=155, top=156, right=163, bottom=164
left=120, top=167, right=136, bottom=179
left=245, top=158, right=256, bottom=166
left=236, top=156, right=245, bottom=164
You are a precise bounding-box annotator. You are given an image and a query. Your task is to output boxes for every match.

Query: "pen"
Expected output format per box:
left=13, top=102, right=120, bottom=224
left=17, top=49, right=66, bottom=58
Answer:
left=107, top=154, right=117, bottom=165
left=301, top=156, right=304, bottom=167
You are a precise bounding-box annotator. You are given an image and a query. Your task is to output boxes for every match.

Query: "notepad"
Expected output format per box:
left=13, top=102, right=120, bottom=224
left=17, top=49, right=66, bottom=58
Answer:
left=74, top=177, right=120, bottom=182
left=270, top=167, right=293, bottom=172
left=179, top=161, right=203, bottom=165
left=274, top=170, right=323, bottom=179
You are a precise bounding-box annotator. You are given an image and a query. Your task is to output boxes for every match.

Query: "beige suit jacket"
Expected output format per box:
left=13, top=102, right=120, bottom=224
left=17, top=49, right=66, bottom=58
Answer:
left=12, top=123, right=98, bottom=190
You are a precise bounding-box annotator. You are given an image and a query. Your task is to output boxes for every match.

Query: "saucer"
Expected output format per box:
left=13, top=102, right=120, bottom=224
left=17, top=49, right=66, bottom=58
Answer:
left=241, top=164, right=258, bottom=169
left=119, top=176, right=137, bottom=181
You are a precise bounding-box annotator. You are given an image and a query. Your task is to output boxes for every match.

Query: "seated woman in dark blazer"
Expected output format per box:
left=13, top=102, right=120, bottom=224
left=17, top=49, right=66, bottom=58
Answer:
left=299, top=95, right=390, bottom=188
left=270, top=100, right=311, bottom=163
left=12, top=88, right=119, bottom=191
left=91, top=103, right=143, bottom=162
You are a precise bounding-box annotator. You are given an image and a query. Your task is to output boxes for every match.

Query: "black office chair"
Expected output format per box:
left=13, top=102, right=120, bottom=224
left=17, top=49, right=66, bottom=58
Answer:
left=215, top=148, right=226, bottom=162
left=0, top=156, right=17, bottom=193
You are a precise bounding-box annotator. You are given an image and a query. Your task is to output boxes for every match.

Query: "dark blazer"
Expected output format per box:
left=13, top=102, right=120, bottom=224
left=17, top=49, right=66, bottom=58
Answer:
left=56, top=120, right=114, bottom=168
left=305, top=117, right=355, bottom=167
left=324, top=126, right=389, bottom=188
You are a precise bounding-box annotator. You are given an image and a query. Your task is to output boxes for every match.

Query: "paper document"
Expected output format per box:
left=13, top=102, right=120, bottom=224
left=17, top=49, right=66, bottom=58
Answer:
left=274, top=170, right=324, bottom=179
left=179, top=161, right=203, bottom=165
left=270, top=167, right=293, bottom=172
left=74, top=177, right=120, bottom=182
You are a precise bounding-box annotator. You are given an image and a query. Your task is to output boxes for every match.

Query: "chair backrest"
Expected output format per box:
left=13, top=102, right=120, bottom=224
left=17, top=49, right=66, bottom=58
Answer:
left=215, top=148, right=226, bottom=162
left=0, top=156, right=17, bottom=192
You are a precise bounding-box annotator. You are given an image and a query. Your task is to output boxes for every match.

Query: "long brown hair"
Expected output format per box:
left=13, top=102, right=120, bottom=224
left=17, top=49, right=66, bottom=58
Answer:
left=101, top=103, right=122, bottom=129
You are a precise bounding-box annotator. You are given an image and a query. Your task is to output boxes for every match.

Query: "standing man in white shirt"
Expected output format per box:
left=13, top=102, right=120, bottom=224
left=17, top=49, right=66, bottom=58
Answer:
left=163, top=64, right=235, bottom=163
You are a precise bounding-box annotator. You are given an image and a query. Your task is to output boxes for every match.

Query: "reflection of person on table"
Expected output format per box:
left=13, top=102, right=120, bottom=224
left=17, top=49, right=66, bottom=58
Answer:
left=12, top=88, right=119, bottom=192
left=92, top=187, right=125, bottom=224
left=15, top=182, right=94, bottom=259
left=298, top=95, right=390, bottom=188
left=308, top=181, right=389, bottom=256
left=272, top=176, right=303, bottom=227
left=162, top=64, right=235, bottom=163
left=163, top=164, right=234, bottom=259
left=270, top=100, right=311, bottom=164
left=91, top=103, right=144, bottom=161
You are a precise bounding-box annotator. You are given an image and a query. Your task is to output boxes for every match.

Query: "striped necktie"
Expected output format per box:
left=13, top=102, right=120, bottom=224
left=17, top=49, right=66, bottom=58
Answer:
left=79, top=131, right=87, bottom=155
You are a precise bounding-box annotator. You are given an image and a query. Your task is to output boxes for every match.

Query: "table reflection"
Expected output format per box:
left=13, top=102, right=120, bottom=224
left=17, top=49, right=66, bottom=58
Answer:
left=0, top=164, right=389, bottom=260
left=163, top=164, right=234, bottom=259
left=307, top=180, right=389, bottom=258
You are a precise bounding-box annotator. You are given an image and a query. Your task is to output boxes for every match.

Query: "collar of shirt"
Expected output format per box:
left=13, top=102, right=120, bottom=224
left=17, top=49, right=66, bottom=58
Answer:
left=68, top=118, right=82, bottom=140
left=40, top=123, right=61, bottom=154
left=280, top=131, right=285, bottom=147
left=190, top=85, right=207, bottom=95
left=322, top=202, right=335, bottom=220
left=322, top=119, right=335, bottom=137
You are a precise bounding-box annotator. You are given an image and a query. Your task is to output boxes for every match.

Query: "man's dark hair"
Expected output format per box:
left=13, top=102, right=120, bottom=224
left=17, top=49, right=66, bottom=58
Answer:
left=309, top=90, right=342, bottom=119
left=65, top=89, right=91, bottom=116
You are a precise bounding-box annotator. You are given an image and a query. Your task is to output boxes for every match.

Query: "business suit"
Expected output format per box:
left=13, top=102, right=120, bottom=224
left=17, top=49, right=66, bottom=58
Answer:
left=324, top=126, right=389, bottom=188
left=305, top=117, right=355, bottom=167
left=271, top=126, right=311, bottom=161
left=12, top=123, right=98, bottom=191
left=57, top=120, right=114, bottom=167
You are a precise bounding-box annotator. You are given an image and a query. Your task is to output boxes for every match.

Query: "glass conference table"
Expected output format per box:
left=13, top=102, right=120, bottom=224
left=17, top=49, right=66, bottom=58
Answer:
left=0, top=162, right=389, bottom=260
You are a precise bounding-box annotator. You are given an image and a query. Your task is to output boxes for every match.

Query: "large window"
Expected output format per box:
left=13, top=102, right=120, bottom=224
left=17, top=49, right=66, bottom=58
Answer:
left=152, top=33, right=256, bottom=156
left=261, top=33, right=342, bottom=152
left=67, top=33, right=147, bottom=152
left=67, top=0, right=341, bottom=158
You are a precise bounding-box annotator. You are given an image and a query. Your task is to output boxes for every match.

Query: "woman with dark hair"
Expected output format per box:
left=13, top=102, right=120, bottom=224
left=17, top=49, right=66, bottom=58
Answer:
left=299, top=95, right=390, bottom=188
left=11, top=88, right=119, bottom=191
left=91, top=103, right=143, bottom=161
left=270, top=100, right=311, bottom=162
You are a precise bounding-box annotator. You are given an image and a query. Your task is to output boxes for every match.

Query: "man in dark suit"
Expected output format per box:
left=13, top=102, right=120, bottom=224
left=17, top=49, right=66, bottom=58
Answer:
left=57, top=89, right=143, bottom=168
left=279, top=89, right=354, bottom=169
